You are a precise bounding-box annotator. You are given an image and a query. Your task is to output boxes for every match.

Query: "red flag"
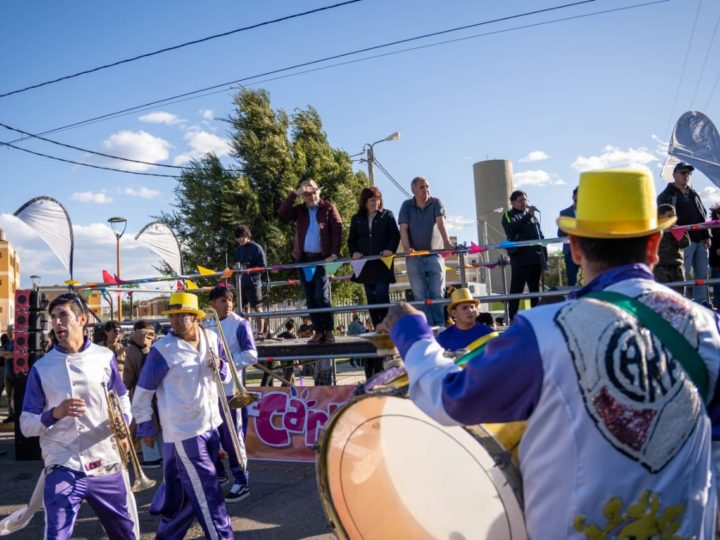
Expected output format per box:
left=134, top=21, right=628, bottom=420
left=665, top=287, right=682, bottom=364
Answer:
left=176, top=280, right=185, bottom=290
left=102, top=270, right=116, bottom=284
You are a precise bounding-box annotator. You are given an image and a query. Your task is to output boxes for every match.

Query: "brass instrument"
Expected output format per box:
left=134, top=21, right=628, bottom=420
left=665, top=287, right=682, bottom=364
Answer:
left=203, top=307, right=259, bottom=408
left=198, top=321, right=248, bottom=474
left=103, top=383, right=156, bottom=492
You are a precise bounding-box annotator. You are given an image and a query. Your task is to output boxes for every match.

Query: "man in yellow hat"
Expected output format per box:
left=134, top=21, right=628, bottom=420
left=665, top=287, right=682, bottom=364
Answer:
left=380, top=169, right=720, bottom=538
left=436, top=288, right=493, bottom=352
left=131, top=292, right=234, bottom=539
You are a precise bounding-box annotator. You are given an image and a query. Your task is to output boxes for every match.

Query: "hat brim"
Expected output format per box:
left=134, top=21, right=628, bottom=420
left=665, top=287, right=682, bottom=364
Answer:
left=674, top=165, right=695, bottom=172
left=448, top=299, right=480, bottom=312
left=557, top=215, right=677, bottom=239
left=162, top=308, right=206, bottom=319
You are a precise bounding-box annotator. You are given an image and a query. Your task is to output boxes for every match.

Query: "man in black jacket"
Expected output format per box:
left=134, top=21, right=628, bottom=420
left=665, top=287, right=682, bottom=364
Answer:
left=501, top=190, right=546, bottom=321
left=657, top=162, right=710, bottom=304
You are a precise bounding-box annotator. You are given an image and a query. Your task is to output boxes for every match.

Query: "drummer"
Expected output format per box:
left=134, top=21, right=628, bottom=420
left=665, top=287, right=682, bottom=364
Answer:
left=380, top=170, right=720, bottom=538
left=436, top=288, right=493, bottom=352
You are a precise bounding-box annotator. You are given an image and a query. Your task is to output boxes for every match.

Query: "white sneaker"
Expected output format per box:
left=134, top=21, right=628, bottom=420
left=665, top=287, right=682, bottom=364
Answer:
left=225, top=483, right=250, bottom=503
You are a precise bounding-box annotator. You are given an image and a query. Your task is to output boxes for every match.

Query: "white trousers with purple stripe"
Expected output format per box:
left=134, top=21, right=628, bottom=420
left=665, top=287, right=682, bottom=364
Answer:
left=151, top=429, right=233, bottom=540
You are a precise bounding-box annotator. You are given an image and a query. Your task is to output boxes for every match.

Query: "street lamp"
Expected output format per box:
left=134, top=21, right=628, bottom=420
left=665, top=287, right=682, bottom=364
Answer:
left=30, top=275, right=41, bottom=289
left=108, top=217, right=127, bottom=320
left=365, top=131, right=400, bottom=185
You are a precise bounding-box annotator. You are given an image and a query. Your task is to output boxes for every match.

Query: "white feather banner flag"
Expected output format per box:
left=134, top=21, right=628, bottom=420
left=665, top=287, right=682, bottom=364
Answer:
left=135, top=221, right=184, bottom=276
left=667, top=111, right=720, bottom=187
left=14, top=196, right=74, bottom=278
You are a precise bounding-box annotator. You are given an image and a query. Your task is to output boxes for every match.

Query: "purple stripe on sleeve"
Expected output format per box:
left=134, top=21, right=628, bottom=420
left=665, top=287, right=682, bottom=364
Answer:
left=237, top=319, right=256, bottom=353
left=442, top=315, right=544, bottom=424
left=41, top=409, right=58, bottom=427
left=137, top=348, right=169, bottom=391
left=108, top=358, right=129, bottom=396
left=22, top=366, right=47, bottom=415
left=136, top=420, right=157, bottom=438
left=391, top=314, right=435, bottom=359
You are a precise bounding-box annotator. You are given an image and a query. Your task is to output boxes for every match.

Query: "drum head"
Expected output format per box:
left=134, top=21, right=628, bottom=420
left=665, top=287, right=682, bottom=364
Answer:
left=317, top=395, right=527, bottom=539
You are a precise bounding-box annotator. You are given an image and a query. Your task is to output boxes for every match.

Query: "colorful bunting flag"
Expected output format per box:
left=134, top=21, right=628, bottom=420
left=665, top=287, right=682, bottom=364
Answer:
left=186, top=279, right=199, bottom=290
left=64, top=279, right=81, bottom=286
left=221, top=268, right=234, bottom=279
left=197, top=265, right=216, bottom=276
left=381, top=255, right=394, bottom=269
left=102, top=270, right=116, bottom=284
left=176, top=280, right=185, bottom=291
left=325, top=262, right=342, bottom=275
left=303, top=266, right=316, bottom=281
left=441, top=251, right=453, bottom=258
left=468, top=241, right=488, bottom=254
left=669, top=227, right=686, bottom=242
left=350, top=260, right=367, bottom=278
left=409, top=250, right=430, bottom=256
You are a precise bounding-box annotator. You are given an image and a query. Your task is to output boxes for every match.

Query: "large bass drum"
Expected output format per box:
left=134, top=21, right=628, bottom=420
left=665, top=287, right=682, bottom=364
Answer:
left=316, top=393, right=527, bottom=539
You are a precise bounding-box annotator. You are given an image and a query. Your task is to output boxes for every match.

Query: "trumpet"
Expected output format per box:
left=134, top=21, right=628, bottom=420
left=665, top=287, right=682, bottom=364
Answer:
left=203, top=307, right=258, bottom=408
left=103, top=383, right=156, bottom=492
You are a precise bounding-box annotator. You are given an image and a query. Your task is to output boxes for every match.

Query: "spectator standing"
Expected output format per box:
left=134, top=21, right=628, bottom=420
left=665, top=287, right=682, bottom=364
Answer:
left=297, top=316, right=313, bottom=338
left=557, top=187, right=580, bottom=286
left=501, top=190, right=547, bottom=321
left=122, top=320, right=161, bottom=469
left=710, top=205, right=720, bottom=309
left=103, top=320, right=126, bottom=376
left=657, top=162, right=710, bottom=304
left=346, top=314, right=365, bottom=368
left=437, top=288, right=493, bottom=352
left=278, top=179, right=342, bottom=344
left=653, top=204, right=690, bottom=286
left=233, top=225, right=268, bottom=338
left=348, top=186, right=401, bottom=329
left=398, top=176, right=454, bottom=326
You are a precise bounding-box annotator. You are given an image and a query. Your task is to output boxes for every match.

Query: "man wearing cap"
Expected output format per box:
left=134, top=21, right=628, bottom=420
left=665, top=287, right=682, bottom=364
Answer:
left=657, top=162, right=710, bottom=304
left=398, top=176, right=454, bottom=327
left=205, top=285, right=256, bottom=504
left=381, top=170, right=720, bottom=538
left=502, top=190, right=547, bottom=321
left=18, top=293, right=139, bottom=539
left=131, top=292, right=234, bottom=539
left=557, top=187, right=580, bottom=286
left=278, top=179, right=342, bottom=344
left=436, top=288, right=493, bottom=352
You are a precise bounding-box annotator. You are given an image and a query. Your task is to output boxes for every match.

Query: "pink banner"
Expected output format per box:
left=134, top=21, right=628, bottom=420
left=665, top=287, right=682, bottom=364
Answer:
left=245, top=386, right=355, bottom=462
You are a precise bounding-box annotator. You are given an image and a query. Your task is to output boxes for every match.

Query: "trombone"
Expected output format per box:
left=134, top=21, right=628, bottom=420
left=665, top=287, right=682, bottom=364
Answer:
left=203, top=307, right=259, bottom=408
left=198, top=320, right=249, bottom=474
left=103, top=383, right=156, bottom=492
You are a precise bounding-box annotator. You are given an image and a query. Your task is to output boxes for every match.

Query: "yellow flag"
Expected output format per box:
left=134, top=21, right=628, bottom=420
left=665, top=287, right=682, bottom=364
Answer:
left=381, top=255, right=394, bottom=269
left=197, top=265, right=216, bottom=276
left=64, top=279, right=81, bottom=286
left=186, top=279, right=199, bottom=290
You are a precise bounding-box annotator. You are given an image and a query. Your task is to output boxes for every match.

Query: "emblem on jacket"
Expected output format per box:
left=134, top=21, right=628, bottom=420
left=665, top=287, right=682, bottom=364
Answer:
left=555, top=292, right=701, bottom=472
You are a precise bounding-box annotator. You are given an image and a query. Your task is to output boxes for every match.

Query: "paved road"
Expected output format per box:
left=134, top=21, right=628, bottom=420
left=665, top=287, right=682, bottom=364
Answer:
left=0, top=430, right=338, bottom=539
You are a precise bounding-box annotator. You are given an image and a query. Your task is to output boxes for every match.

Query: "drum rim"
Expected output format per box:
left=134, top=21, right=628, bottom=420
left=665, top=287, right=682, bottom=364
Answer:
left=315, top=393, right=526, bottom=539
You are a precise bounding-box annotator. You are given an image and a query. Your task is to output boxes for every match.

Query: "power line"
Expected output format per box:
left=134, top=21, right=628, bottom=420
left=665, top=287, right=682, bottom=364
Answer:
left=665, top=0, right=703, bottom=136
left=0, top=141, right=181, bottom=177
left=0, top=0, right=362, bottom=99
left=8, top=0, right=603, bottom=144
left=690, top=11, right=720, bottom=106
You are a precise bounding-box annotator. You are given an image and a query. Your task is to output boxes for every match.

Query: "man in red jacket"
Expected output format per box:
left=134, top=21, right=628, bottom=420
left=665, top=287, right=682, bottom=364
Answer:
left=278, top=179, right=342, bottom=344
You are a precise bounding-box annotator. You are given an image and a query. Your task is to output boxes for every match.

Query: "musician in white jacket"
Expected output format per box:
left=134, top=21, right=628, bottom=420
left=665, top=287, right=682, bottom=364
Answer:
left=131, top=292, right=233, bottom=540
left=20, top=293, right=138, bottom=540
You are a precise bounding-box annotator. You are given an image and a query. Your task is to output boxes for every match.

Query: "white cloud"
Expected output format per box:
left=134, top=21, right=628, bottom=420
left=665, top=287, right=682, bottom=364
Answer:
left=200, top=109, right=214, bottom=120
left=702, top=186, right=720, bottom=205
left=173, top=130, right=231, bottom=165
left=123, top=186, right=160, bottom=199
left=651, top=134, right=669, bottom=157
left=519, top=150, right=549, bottom=162
left=571, top=145, right=658, bottom=173
left=445, top=215, right=477, bottom=230
left=514, top=169, right=555, bottom=187
left=85, top=130, right=171, bottom=172
left=138, top=111, right=184, bottom=125
left=71, top=191, right=113, bottom=204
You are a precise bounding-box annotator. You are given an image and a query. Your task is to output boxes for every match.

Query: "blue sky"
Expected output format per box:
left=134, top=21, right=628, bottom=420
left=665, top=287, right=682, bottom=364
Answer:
left=2, top=0, right=720, bottom=288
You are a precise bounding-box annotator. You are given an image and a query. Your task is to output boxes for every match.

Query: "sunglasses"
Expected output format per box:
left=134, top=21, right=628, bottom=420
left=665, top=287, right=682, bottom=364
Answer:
left=54, top=293, right=86, bottom=314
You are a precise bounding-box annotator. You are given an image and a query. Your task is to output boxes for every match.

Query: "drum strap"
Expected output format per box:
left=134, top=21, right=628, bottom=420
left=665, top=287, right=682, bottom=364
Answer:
left=585, top=290, right=709, bottom=403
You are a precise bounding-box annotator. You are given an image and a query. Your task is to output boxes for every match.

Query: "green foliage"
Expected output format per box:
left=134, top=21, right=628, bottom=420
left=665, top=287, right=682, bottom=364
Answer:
left=161, top=87, right=369, bottom=306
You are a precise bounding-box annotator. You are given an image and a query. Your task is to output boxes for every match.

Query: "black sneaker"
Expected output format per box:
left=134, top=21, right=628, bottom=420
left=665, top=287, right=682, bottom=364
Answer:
left=2, top=416, right=14, bottom=424
left=217, top=474, right=231, bottom=487
left=225, top=484, right=250, bottom=503
left=142, top=459, right=162, bottom=469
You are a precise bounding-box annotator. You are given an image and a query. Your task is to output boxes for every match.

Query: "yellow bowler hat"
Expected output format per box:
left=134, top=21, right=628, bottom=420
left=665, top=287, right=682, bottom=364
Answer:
left=448, top=287, right=480, bottom=312
left=557, top=169, right=676, bottom=239
left=162, top=292, right=205, bottom=319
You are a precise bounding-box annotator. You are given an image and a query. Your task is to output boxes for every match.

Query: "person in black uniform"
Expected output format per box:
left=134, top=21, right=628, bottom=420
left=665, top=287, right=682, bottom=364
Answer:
left=501, top=190, right=546, bottom=321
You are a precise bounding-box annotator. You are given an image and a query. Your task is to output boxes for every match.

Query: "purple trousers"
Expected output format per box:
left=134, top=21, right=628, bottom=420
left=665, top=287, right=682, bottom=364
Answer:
left=151, top=429, right=233, bottom=540
left=44, top=466, right=136, bottom=540
left=215, top=402, right=249, bottom=486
